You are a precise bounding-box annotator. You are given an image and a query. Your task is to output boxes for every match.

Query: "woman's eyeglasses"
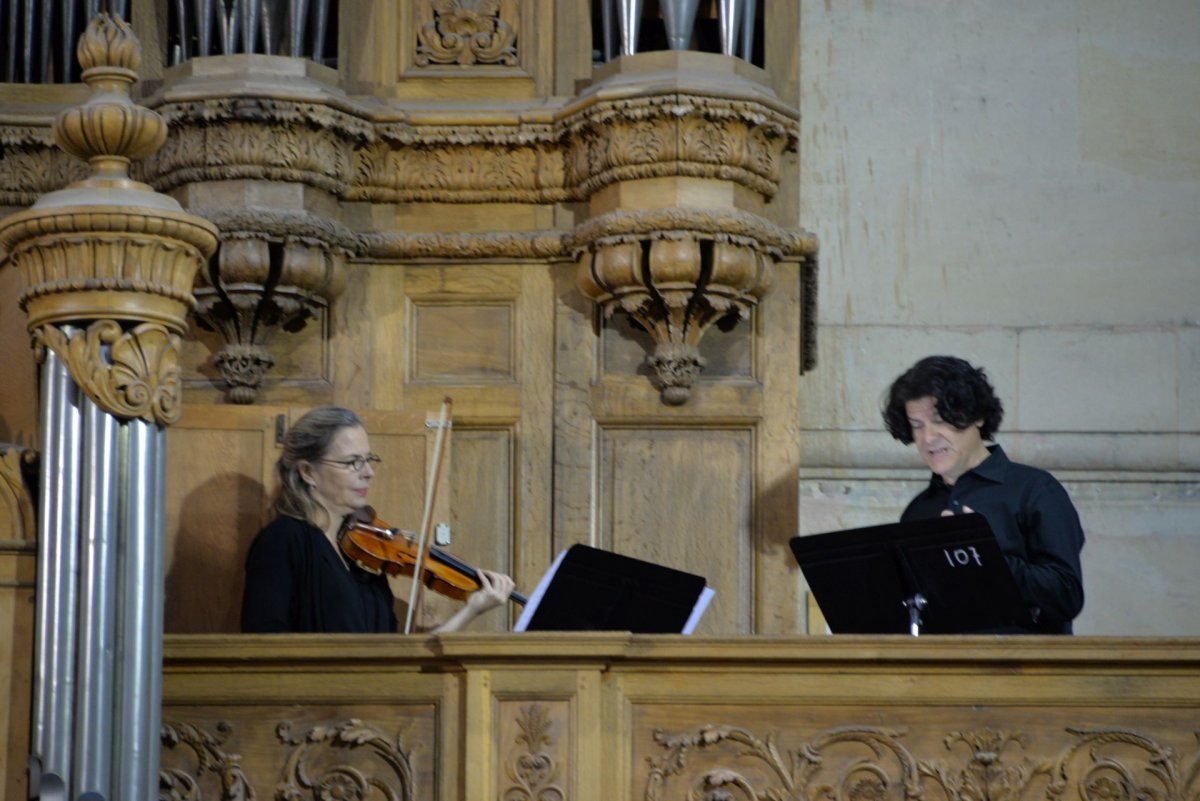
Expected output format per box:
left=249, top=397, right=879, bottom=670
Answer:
left=319, top=454, right=382, bottom=472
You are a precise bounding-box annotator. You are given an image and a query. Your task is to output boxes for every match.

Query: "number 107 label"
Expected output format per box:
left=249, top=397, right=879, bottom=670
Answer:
left=944, top=546, right=983, bottom=567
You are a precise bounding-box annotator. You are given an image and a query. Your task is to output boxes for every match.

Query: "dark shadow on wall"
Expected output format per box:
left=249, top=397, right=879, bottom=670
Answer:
left=165, top=472, right=266, bottom=633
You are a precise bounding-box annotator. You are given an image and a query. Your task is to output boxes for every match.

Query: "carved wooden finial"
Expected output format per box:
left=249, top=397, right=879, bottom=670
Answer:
left=53, top=13, right=166, bottom=174
left=76, top=12, right=142, bottom=74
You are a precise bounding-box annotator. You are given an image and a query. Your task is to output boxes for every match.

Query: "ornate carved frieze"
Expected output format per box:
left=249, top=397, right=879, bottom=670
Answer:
left=561, top=93, right=799, bottom=200
left=571, top=207, right=815, bottom=404
left=0, top=127, right=89, bottom=207
left=644, top=724, right=1200, bottom=801
left=137, top=98, right=369, bottom=197
left=415, top=0, right=520, bottom=67
left=360, top=229, right=566, bottom=261
left=350, top=136, right=567, bottom=204
left=188, top=207, right=352, bottom=403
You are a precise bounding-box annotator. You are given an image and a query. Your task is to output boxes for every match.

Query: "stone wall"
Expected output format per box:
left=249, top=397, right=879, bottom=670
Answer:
left=796, top=1, right=1200, bottom=634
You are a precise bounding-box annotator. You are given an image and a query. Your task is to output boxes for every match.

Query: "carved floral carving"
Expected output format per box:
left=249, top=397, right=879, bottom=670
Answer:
left=502, top=704, right=566, bottom=801
left=160, top=720, right=256, bottom=801
left=276, top=718, right=417, bottom=801
left=644, top=724, right=1200, bottom=801
left=415, top=0, right=519, bottom=67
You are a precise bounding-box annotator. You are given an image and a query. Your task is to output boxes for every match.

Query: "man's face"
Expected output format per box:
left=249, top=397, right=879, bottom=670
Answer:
left=904, top=396, right=989, bottom=486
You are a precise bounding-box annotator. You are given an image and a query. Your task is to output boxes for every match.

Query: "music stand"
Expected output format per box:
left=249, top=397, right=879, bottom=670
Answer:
left=514, top=544, right=715, bottom=634
left=789, top=514, right=1031, bottom=635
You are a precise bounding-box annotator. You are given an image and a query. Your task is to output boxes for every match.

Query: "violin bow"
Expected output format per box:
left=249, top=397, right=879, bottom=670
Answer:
left=403, top=396, right=453, bottom=634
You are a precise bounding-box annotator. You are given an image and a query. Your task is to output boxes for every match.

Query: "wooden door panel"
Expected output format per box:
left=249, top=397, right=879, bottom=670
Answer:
left=599, top=427, right=754, bottom=634
left=165, top=405, right=283, bottom=633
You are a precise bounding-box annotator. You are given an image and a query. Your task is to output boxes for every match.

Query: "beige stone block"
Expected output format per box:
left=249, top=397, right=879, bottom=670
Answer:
left=1181, top=327, right=1200, bottom=432
left=1068, top=478, right=1200, bottom=636
left=1017, top=329, right=1178, bottom=431
left=590, top=178, right=737, bottom=215
left=798, top=325, right=1017, bottom=431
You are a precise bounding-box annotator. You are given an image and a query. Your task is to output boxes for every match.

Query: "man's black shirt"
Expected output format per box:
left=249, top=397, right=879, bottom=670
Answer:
left=902, top=445, right=1085, bottom=633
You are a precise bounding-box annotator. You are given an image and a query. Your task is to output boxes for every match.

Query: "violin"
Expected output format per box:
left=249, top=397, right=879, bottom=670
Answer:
left=339, top=506, right=527, bottom=606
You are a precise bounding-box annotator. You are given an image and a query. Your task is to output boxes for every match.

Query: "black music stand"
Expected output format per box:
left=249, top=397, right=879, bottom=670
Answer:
left=514, top=544, right=714, bottom=634
left=789, top=514, right=1032, bottom=635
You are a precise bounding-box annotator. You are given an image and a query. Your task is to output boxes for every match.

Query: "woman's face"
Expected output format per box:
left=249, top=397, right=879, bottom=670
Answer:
left=302, top=425, right=375, bottom=523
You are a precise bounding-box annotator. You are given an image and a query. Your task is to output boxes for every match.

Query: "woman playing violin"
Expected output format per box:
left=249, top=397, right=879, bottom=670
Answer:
left=241, top=405, right=515, bottom=633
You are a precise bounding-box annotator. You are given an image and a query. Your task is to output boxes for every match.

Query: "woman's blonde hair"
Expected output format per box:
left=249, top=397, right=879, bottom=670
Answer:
left=275, top=405, right=364, bottom=527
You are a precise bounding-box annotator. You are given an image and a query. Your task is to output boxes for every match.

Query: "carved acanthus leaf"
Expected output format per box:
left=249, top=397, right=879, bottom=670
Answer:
left=0, top=446, right=36, bottom=543
left=36, top=320, right=184, bottom=425
left=160, top=720, right=256, bottom=801
left=0, top=143, right=91, bottom=206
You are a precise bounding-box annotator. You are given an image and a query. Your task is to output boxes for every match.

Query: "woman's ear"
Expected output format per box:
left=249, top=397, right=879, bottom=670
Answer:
left=298, top=462, right=316, bottom=487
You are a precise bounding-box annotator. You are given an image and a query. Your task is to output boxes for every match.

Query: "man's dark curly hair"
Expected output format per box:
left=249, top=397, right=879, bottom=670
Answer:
left=882, top=355, right=1004, bottom=444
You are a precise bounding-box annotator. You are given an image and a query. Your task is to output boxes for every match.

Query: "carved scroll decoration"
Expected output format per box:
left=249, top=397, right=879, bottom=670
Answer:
left=34, top=321, right=185, bottom=426
left=644, top=724, right=1200, bottom=801
left=276, top=718, right=417, bottom=801
left=415, top=0, right=519, bottom=67
left=502, top=704, right=566, bottom=801
left=160, top=720, right=256, bottom=801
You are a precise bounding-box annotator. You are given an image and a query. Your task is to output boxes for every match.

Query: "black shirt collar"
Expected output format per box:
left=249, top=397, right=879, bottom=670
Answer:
left=929, top=443, right=1008, bottom=489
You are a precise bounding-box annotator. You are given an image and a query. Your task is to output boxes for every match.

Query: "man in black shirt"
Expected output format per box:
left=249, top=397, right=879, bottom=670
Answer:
left=883, top=356, right=1085, bottom=633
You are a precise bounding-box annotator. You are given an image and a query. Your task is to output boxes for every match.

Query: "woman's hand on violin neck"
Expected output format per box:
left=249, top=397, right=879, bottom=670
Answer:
left=466, top=569, right=516, bottom=614
left=431, top=569, right=516, bottom=633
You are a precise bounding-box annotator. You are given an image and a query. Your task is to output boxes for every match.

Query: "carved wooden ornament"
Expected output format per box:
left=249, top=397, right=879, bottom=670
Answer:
left=0, top=13, right=217, bottom=426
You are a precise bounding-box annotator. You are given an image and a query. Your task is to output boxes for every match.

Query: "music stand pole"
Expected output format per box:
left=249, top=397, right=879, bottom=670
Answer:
left=902, top=593, right=927, bottom=636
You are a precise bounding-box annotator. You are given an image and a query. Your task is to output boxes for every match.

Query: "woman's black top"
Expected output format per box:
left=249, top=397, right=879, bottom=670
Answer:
left=241, top=515, right=398, bottom=633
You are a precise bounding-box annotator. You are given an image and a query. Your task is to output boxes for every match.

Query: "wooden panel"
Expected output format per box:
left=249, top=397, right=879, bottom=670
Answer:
left=161, top=702, right=443, bottom=801
left=159, top=635, right=1200, bottom=801
left=599, top=427, right=754, bottom=634
left=409, top=300, right=515, bottom=382
left=164, top=405, right=283, bottom=633
left=449, top=427, right=520, bottom=631
left=0, top=541, right=34, bottom=801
